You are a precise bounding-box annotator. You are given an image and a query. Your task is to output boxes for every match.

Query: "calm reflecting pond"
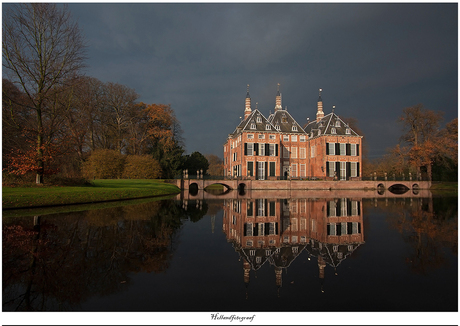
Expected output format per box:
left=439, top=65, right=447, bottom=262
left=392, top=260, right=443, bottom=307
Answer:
left=2, top=190, right=457, bottom=312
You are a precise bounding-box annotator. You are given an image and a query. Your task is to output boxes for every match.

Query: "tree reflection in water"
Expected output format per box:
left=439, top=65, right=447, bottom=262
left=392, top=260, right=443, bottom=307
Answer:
left=2, top=199, right=207, bottom=311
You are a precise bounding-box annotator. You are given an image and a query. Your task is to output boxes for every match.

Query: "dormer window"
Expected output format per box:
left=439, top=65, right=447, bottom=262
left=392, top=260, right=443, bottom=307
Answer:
left=251, top=123, right=256, bottom=130
left=266, top=124, right=271, bottom=130
left=292, top=125, right=298, bottom=132
left=275, top=125, right=281, bottom=131
left=331, top=127, right=337, bottom=134
left=335, top=120, right=341, bottom=127
left=346, top=128, right=351, bottom=135
left=282, top=114, right=287, bottom=123
left=257, top=116, right=262, bottom=123
left=318, top=130, right=321, bottom=136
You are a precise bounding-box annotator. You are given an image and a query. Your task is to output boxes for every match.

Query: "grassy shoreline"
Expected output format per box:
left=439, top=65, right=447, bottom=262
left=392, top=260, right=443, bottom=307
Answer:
left=2, top=179, right=180, bottom=210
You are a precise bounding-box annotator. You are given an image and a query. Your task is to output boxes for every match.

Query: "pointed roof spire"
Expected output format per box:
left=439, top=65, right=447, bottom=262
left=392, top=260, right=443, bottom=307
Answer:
left=318, top=88, right=323, bottom=102
left=275, top=83, right=282, bottom=111
left=246, top=84, right=250, bottom=98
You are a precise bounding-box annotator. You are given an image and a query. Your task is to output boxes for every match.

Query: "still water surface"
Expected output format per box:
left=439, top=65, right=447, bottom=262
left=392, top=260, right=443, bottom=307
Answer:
left=2, top=190, right=457, bottom=312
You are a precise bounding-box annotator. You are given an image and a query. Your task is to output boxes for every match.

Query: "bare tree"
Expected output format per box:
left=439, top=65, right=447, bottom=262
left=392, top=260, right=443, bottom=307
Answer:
left=3, top=3, right=87, bottom=183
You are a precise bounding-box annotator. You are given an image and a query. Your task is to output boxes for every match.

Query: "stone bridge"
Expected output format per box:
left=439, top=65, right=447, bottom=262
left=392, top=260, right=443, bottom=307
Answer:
left=175, top=178, right=430, bottom=191
left=173, top=178, right=432, bottom=200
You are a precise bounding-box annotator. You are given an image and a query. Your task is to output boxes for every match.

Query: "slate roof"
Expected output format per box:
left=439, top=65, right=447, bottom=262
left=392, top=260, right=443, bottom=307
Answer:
left=303, top=112, right=360, bottom=139
left=229, top=109, right=277, bottom=137
left=267, top=109, right=307, bottom=134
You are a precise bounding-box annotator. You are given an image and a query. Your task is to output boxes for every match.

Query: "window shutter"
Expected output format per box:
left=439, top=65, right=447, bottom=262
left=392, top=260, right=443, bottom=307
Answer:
left=336, top=162, right=340, bottom=179
left=265, top=144, right=269, bottom=156
left=346, top=162, right=351, bottom=180
left=244, top=143, right=247, bottom=156
left=254, top=143, right=259, bottom=156
left=275, top=144, right=279, bottom=156
left=335, top=143, right=340, bottom=155
left=357, top=144, right=360, bottom=156
left=326, top=143, right=329, bottom=155
left=357, top=162, right=360, bottom=177
left=326, top=162, right=329, bottom=176
left=346, top=144, right=351, bottom=156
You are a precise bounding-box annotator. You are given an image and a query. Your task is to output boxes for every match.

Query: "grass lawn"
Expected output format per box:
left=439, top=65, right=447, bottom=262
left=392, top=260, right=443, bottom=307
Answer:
left=2, top=179, right=180, bottom=210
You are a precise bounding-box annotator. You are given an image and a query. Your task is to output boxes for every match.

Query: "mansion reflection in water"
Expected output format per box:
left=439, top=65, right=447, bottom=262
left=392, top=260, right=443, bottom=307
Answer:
left=222, top=197, right=364, bottom=293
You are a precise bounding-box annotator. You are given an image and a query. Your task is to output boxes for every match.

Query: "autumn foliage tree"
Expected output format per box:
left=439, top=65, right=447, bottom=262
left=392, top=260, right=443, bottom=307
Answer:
left=3, top=3, right=87, bottom=184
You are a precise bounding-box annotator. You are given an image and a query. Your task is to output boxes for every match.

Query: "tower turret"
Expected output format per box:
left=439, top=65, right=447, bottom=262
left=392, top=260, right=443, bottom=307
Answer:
left=274, top=83, right=282, bottom=111
left=316, top=88, right=324, bottom=122
left=244, top=84, right=252, bottom=119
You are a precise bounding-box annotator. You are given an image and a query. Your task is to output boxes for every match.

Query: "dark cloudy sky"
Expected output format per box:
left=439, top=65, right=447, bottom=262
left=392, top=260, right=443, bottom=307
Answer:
left=66, top=2, right=457, bottom=159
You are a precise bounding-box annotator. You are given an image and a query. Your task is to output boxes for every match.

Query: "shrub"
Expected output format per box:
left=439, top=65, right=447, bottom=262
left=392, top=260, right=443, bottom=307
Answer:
left=123, top=155, right=161, bottom=179
left=82, top=149, right=125, bottom=179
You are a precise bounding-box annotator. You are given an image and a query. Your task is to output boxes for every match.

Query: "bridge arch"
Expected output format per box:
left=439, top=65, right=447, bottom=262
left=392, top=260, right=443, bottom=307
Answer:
left=189, top=182, right=199, bottom=196
left=238, top=183, right=246, bottom=195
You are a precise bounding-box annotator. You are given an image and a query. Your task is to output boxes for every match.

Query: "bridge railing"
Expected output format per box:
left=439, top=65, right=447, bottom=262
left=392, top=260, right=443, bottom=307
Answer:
left=172, top=174, right=431, bottom=182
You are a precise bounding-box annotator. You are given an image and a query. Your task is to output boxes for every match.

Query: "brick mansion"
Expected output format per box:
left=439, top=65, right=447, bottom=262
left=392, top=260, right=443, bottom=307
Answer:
left=223, top=85, right=363, bottom=180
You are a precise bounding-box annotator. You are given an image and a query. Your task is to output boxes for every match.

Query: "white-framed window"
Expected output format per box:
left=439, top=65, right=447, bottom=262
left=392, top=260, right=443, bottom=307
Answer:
left=246, top=223, right=253, bottom=236
left=351, top=162, right=357, bottom=177
left=351, top=143, right=357, bottom=156
left=257, top=199, right=265, bottom=216
left=257, top=116, right=262, bottom=123
left=300, top=147, right=306, bottom=159
left=328, top=223, right=336, bottom=236
left=266, top=124, right=271, bottom=130
left=269, top=222, right=276, bottom=235
left=311, top=219, right=317, bottom=232
left=351, top=201, right=358, bottom=216
left=256, top=256, right=262, bottom=263
left=300, top=135, right=306, bottom=142
left=292, top=126, right=298, bottom=131
left=233, top=152, right=237, bottom=161
left=341, top=222, right=348, bottom=235
left=340, top=143, right=346, bottom=156
left=300, top=236, right=306, bottom=243
left=328, top=201, right=336, bottom=217
left=283, top=146, right=290, bottom=158
left=283, top=135, right=289, bottom=141
left=291, top=147, right=297, bottom=158
left=251, top=123, right=256, bottom=130
left=346, top=128, right=351, bottom=135
left=259, top=143, right=265, bottom=156
left=258, top=223, right=265, bottom=236
left=247, top=134, right=254, bottom=139
left=258, top=134, right=265, bottom=139
left=318, top=130, right=321, bottom=136
left=269, top=134, right=276, bottom=140
left=247, top=143, right=254, bottom=156
left=335, top=120, right=341, bottom=127
left=328, top=143, right=335, bottom=155
left=328, top=162, right=335, bottom=177
left=269, top=144, right=276, bottom=156
left=331, top=127, right=336, bottom=134
left=341, top=198, right=347, bottom=216
left=246, top=240, right=253, bottom=246
left=291, top=164, right=297, bottom=177
left=275, top=125, right=280, bottom=131
left=250, top=249, right=256, bottom=256
left=352, top=222, right=359, bottom=234
left=340, top=162, right=346, bottom=180
left=291, top=135, right=297, bottom=142
left=300, top=164, right=306, bottom=177
left=311, top=145, right=316, bottom=158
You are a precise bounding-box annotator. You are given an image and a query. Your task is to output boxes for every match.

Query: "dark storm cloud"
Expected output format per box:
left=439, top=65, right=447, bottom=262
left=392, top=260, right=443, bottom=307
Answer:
left=66, top=3, right=457, bottom=158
